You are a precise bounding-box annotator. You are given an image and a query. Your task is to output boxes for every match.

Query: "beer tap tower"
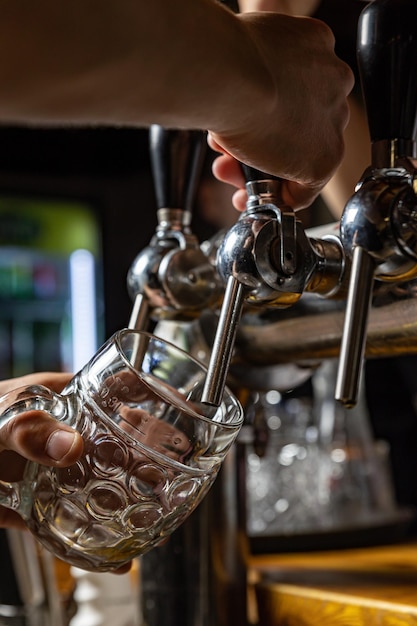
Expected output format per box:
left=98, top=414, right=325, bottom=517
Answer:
left=126, top=1, right=417, bottom=624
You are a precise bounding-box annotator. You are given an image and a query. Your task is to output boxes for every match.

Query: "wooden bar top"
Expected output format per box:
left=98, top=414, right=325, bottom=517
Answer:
left=249, top=542, right=417, bottom=625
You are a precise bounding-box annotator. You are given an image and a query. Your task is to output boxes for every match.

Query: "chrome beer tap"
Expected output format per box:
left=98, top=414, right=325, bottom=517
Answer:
left=218, top=166, right=347, bottom=306
left=197, top=0, right=348, bottom=409
left=127, top=125, right=222, bottom=330
left=202, top=164, right=348, bottom=406
left=335, top=0, right=417, bottom=408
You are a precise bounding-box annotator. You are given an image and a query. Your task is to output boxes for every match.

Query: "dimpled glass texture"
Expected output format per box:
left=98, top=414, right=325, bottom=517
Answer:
left=18, top=330, right=242, bottom=572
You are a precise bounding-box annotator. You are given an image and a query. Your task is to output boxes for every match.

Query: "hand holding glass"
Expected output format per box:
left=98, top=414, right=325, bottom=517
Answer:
left=0, top=330, right=243, bottom=572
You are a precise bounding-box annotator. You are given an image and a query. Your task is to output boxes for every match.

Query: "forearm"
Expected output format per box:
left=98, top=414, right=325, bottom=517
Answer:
left=0, top=0, right=271, bottom=129
left=0, top=0, right=353, bottom=209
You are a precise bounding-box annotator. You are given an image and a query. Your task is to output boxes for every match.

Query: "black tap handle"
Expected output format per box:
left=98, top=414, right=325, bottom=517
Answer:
left=149, top=125, right=207, bottom=211
left=357, top=0, right=417, bottom=143
left=241, top=163, right=281, bottom=184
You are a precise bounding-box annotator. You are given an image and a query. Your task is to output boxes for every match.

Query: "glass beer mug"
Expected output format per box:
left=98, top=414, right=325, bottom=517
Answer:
left=0, top=330, right=243, bottom=572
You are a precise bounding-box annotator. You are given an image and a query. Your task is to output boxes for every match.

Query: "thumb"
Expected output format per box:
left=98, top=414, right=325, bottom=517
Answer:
left=0, top=411, right=83, bottom=467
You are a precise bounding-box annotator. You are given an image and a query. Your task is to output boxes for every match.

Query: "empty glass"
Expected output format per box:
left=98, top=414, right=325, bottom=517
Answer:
left=0, top=329, right=243, bottom=572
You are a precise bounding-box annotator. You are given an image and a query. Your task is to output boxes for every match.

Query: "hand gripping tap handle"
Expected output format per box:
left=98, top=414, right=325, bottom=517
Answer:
left=240, top=164, right=280, bottom=184
left=201, top=0, right=284, bottom=407
left=335, top=0, right=417, bottom=408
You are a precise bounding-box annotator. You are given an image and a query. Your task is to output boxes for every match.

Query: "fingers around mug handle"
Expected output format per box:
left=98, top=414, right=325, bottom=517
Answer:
left=0, top=384, right=83, bottom=463
left=0, top=384, right=82, bottom=518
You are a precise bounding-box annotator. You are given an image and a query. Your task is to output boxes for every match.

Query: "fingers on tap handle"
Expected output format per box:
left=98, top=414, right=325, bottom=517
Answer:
left=240, top=163, right=281, bottom=184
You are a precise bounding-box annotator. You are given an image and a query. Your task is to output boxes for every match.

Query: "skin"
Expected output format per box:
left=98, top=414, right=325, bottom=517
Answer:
left=233, top=0, right=371, bottom=217
left=0, top=0, right=352, bottom=210
left=0, top=373, right=131, bottom=573
left=0, top=373, right=80, bottom=528
left=0, top=0, right=353, bottom=538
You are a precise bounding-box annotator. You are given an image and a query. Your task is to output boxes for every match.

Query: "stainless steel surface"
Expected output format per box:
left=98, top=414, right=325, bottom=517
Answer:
left=336, top=157, right=417, bottom=408
left=127, top=127, right=222, bottom=325
left=340, top=166, right=417, bottom=282
left=127, top=207, right=222, bottom=320
left=132, top=5, right=417, bottom=618
left=128, top=293, right=149, bottom=331
left=334, top=0, right=417, bottom=407
left=216, top=179, right=346, bottom=308
left=201, top=276, right=245, bottom=406
left=335, top=246, right=375, bottom=407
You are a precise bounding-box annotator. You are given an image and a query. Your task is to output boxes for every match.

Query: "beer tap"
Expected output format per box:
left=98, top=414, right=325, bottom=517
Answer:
left=202, top=165, right=347, bottom=406
left=127, top=125, right=222, bottom=330
left=335, top=0, right=417, bottom=408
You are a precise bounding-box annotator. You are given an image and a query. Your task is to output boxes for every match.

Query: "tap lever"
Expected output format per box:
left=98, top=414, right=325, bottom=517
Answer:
left=128, top=126, right=222, bottom=322
left=201, top=166, right=284, bottom=407
left=241, top=164, right=281, bottom=184
left=149, top=125, right=207, bottom=212
left=358, top=0, right=417, bottom=166
left=242, top=165, right=297, bottom=276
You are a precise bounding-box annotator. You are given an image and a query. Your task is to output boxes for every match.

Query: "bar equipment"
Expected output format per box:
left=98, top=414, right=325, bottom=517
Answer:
left=336, top=0, right=417, bottom=408
left=127, top=126, right=222, bottom=331
left=200, top=165, right=348, bottom=408
left=126, top=126, right=254, bottom=626
left=126, top=1, right=417, bottom=624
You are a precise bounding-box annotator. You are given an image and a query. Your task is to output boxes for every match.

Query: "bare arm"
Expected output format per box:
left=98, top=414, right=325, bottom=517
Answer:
left=0, top=0, right=353, bottom=209
left=0, top=0, right=269, bottom=127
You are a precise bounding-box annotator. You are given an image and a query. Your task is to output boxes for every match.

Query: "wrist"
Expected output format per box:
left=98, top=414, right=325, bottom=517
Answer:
left=203, top=11, right=276, bottom=138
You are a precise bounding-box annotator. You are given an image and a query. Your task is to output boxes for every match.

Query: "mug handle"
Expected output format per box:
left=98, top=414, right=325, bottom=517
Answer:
left=0, top=385, right=67, bottom=516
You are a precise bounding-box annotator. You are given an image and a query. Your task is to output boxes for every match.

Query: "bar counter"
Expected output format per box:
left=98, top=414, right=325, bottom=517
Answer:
left=249, top=542, right=417, bottom=625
